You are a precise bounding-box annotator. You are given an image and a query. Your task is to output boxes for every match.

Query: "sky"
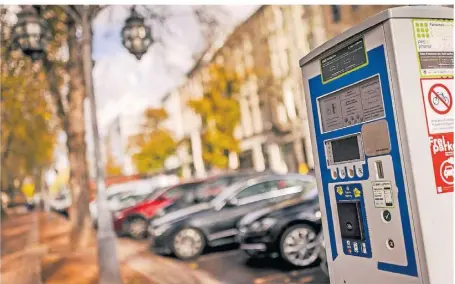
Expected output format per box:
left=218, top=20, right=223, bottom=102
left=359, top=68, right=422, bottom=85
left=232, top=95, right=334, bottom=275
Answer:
left=89, top=5, right=259, bottom=134
left=78, top=5, right=259, bottom=177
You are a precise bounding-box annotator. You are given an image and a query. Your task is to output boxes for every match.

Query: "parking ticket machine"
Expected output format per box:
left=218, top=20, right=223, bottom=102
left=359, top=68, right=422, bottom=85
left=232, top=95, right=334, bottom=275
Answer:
left=299, top=6, right=453, bottom=284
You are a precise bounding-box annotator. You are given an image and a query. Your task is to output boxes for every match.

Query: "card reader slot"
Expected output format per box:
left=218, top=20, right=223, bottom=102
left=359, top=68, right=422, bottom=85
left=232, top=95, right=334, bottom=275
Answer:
left=375, top=160, right=384, bottom=179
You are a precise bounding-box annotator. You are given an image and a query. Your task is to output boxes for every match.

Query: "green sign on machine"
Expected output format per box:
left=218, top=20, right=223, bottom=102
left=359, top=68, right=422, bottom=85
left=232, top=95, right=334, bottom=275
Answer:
left=412, top=19, right=454, bottom=78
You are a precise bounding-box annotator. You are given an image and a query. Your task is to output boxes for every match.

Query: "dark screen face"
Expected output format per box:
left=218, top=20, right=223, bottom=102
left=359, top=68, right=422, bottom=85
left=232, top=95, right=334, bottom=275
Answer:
left=337, top=201, right=364, bottom=241
left=331, top=135, right=360, bottom=163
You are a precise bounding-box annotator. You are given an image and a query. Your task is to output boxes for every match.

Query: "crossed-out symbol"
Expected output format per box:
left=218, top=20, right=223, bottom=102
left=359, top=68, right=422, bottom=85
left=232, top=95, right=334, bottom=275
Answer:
left=428, top=83, right=452, bottom=115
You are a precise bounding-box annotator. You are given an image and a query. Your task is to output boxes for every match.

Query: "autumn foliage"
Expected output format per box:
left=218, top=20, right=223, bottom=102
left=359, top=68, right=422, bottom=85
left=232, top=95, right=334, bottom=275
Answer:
left=1, top=44, right=56, bottom=191
left=129, top=107, right=177, bottom=174
left=188, top=63, right=242, bottom=169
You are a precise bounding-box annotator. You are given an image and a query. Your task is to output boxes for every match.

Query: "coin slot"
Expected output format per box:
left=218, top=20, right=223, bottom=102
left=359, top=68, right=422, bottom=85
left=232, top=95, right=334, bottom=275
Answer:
left=375, top=160, right=384, bottom=179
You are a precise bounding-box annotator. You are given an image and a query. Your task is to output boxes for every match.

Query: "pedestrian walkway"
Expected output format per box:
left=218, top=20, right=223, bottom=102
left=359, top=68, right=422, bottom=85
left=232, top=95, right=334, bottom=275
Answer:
left=1, top=212, right=45, bottom=284
left=1, top=211, right=219, bottom=284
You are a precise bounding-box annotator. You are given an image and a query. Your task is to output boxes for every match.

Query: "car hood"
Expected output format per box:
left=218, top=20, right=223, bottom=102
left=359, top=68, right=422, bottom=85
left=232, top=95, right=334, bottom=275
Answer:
left=151, top=203, right=212, bottom=227
left=117, top=198, right=165, bottom=215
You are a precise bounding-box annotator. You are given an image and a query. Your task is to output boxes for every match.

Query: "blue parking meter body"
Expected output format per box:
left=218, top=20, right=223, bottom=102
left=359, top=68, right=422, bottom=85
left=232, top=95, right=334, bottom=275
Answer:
left=299, top=6, right=453, bottom=284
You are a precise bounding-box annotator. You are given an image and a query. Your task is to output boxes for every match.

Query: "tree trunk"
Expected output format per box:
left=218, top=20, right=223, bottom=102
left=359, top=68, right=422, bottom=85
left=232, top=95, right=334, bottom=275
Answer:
left=65, top=19, right=93, bottom=249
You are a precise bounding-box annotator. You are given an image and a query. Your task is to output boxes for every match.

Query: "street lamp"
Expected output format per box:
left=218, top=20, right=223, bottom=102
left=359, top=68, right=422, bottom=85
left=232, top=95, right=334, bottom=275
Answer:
left=11, top=6, right=51, bottom=61
left=121, top=6, right=153, bottom=60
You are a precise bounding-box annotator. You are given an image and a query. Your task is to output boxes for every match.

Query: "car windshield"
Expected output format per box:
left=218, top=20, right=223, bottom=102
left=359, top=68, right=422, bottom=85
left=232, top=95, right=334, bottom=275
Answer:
left=149, top=181, right=206, bottom=201
left=210, top=178, right=252, bottom=206
left=195, top=174, right=252, bottom=201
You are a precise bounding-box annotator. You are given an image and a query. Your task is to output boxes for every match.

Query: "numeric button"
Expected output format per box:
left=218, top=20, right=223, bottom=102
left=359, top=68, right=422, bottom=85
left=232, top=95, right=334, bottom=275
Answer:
left=339, top=167, right=346, bottom=179
left=331, top=169, right=338, bottom=180
left=355, top=166, right=364, bottom=178
left=347, top=165, right=355, bottom=178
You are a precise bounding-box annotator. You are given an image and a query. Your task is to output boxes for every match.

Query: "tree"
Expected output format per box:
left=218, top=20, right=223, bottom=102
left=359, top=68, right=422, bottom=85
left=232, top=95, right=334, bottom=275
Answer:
left=0, top=38, right=56, bottom=199
left=1, top=7, right=57, bottom=197
left=188, top=63, right=243, bottom=169
left=5, top=5, right=229, bottom=251
left=129, top=107, right=177, bottom=174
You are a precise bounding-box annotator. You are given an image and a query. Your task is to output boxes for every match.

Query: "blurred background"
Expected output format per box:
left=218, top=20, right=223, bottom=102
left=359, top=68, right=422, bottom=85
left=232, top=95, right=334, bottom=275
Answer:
left=1, top=4, right=452, bottom=284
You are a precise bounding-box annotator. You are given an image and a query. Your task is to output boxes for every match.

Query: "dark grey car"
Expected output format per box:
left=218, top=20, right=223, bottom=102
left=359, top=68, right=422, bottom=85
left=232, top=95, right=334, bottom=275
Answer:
left=148, top=173, right=316, bottom=260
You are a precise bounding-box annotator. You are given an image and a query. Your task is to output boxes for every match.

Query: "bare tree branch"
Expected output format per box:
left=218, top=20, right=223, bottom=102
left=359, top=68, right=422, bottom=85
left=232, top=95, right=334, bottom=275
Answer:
left=89, top=5, right=104, bottom=22
left=60, top=5, right=81, bottom=22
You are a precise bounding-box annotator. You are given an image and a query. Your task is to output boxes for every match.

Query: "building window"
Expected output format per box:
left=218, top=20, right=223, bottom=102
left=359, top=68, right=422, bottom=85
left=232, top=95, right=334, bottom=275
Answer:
left=281, top=143, right=298, bottom=173
left=262, top=144, right=270, bottom=170
left=239, top=150, right=254, bottom=170
left=352, top=5, right=359, bottom=11
left=331, top=5, right=341, bottom=23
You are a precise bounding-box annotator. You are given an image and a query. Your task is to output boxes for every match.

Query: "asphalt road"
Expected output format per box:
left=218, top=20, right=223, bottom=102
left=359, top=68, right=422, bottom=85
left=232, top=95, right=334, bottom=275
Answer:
left=186, top=244, right=330, bottom=284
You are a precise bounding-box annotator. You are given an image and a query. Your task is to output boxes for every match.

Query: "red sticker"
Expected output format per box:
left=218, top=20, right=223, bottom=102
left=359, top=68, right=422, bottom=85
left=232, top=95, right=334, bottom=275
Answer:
left=421, top=78, right=454, bottom=194
left=429, top=133, right=454, bottom=194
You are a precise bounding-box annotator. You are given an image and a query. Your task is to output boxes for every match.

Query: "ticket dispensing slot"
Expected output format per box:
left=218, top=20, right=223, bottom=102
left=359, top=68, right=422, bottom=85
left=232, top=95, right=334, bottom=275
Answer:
left=337, top=201, right=365, bottom=241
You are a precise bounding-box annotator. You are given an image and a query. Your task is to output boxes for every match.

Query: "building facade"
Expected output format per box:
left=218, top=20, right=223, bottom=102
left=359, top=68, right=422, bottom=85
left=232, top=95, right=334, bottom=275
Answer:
left=162, top=5, right=395, bottom=178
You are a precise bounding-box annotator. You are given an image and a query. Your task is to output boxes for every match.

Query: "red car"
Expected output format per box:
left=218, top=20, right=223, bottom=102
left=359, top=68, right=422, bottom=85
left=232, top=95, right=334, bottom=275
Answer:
left=113, top=172, right=255, bottom=239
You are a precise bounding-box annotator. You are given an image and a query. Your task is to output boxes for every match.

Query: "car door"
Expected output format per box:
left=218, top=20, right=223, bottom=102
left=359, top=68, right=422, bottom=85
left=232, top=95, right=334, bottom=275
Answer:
left=204, top=181, right=276, bottom=244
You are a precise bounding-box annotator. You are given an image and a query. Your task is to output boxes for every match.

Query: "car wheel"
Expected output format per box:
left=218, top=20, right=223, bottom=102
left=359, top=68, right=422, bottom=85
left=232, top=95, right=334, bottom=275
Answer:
left=172, top=228, right=205, bottom=260
left=280, top=224, right=320, bottom=267
left=127, top=217, right=148, bottom=240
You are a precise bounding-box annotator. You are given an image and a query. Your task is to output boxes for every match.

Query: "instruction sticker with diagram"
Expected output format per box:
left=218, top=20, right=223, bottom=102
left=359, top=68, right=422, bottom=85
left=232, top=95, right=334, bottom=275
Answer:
left=372, top=181, right=394, bottom=208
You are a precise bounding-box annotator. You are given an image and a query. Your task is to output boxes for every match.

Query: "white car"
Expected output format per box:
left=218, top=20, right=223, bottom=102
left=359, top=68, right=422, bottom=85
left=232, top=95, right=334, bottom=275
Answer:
left=89, top=175, right=179, bottom=222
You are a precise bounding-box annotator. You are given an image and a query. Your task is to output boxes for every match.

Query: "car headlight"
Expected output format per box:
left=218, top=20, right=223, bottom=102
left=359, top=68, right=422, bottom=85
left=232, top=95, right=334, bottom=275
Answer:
left=150, top=224, right=171, bottom=237
left=249, top=218, right=277, bottom=232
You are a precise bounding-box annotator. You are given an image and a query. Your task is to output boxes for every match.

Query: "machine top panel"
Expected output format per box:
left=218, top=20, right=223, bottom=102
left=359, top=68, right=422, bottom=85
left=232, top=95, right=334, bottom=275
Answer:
left=299, top=6, right=453, bottom=67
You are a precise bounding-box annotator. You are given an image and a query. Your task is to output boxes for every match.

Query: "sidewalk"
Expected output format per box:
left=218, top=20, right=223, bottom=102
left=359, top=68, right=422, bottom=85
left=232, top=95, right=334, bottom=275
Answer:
left=1, top=212, right=45, bottom=284
left=1, top=211, right=219, bottom=284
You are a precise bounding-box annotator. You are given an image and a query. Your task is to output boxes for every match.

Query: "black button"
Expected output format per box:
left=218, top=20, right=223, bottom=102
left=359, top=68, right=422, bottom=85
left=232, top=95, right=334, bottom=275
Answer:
left=388, top=239, right=395, bottom=249
left=346, top=222, right=353, bottom=231
left=382, top=210, right=392, bottom=222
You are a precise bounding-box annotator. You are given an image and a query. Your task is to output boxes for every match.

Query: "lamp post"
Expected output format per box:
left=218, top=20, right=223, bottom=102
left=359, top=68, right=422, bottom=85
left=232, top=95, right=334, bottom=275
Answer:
left=121, top=6, right=153, bottom=60
left=11, top=6, right=51, bottom=61
left=12, top=5, right=153, bottom=284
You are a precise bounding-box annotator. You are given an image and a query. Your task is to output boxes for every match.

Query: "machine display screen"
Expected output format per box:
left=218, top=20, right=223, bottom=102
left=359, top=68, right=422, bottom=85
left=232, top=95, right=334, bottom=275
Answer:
left=318, top=76, right=385, bottom=133
left=331, top=135, right=361, bottom=163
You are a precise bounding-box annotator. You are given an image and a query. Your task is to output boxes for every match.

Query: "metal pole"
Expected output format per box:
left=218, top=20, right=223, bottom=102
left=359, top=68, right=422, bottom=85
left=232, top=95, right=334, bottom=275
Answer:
left=81, top=6, right=122, bottom=284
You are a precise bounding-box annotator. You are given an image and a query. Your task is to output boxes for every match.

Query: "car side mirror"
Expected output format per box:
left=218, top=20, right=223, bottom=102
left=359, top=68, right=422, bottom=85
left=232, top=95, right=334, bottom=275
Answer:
left=226, top=197, right=239, bottom=207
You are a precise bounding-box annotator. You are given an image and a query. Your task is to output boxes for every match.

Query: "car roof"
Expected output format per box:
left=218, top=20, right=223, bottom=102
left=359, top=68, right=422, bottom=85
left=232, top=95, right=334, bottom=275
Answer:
left=212, top=173, right=315, bottom=204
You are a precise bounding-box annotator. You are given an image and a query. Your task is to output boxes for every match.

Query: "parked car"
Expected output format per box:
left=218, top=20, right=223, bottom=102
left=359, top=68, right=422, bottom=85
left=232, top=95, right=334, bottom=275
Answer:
left=49, top=189, right=71, bottom=218
left=148, top=173, right=315, bottom=260
left=89, top=178, right=162, bottom=222
left=113, top=171, right=258, bottom=239
left=237, top=187, right=321, bottom=267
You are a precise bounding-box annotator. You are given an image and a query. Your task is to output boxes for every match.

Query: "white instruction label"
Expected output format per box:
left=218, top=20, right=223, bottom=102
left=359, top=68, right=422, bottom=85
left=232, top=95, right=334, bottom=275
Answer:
left=372, top=181, right=394, bottom=208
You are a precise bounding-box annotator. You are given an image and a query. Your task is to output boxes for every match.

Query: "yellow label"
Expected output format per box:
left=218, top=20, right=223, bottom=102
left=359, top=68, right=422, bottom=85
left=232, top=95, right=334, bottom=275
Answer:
left=354, top=188, right=361, bottom=198
left=22, top=183, right=35, bottom=198
left=336, top=186, right=343, bottom=196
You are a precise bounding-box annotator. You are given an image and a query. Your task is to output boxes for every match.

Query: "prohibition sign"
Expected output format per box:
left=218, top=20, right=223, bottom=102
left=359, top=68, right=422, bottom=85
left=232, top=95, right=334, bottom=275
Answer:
left=428, top=83, right=452, bottom=115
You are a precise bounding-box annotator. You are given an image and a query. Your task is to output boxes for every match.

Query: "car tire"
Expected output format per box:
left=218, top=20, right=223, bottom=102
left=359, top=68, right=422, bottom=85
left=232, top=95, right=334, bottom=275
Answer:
left=172, top=227, right=206, bottom=260
left=127, top=216, right=148, bottom=240
left=279, top=224, right=320, bottom=267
